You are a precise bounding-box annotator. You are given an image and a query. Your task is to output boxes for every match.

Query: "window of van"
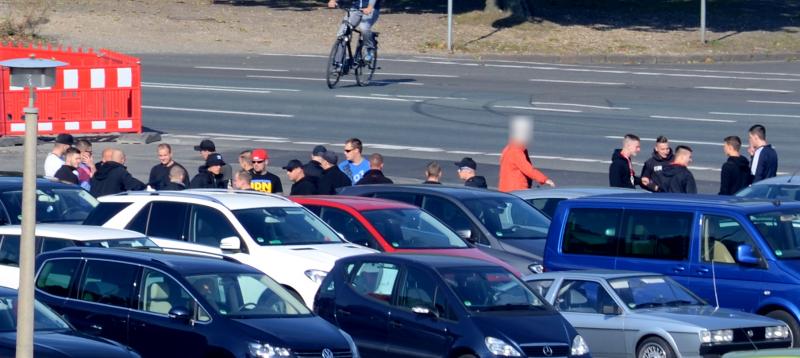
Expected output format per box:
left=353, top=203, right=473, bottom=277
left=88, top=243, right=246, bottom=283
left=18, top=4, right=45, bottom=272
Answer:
left=36, top=259, right=81, bottom=298
left=702, top=215, right=760, bottom=264
left=563, top=208, right=622, bottom=256
left=750, top=210, right=800, bottom=259
left=78, top=261, right=139, bottom=308
left=619, top=211, right=692, bottom=261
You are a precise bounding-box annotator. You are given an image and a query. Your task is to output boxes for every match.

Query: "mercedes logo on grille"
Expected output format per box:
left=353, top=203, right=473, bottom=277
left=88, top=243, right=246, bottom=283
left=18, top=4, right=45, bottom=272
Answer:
left=747, top=330, right=755, bottom=338
left=321, top=348, right=334, bottom=358
left=542, top=345, right=554, bottom=357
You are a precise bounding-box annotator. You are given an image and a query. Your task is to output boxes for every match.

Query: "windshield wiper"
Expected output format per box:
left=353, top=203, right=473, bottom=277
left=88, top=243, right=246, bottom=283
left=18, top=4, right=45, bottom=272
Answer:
left=663, top=300, right=695, bottom=307
left=634, top=302, right=665, bottom=309
left=480, top=304, right=542, bottom=312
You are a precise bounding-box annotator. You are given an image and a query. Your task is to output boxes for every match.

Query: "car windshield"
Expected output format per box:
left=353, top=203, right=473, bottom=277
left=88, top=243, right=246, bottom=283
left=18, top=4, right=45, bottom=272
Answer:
left=186, top=273, right=311, bottom=318
left=750, top=210, right=800, bottom=259
left=462, top=196, right=550, bottom=239
left=0, top=188, right=98, bottom=225
left=737, top=184, right=800, bottom=201
left=0, top=296, right=71, bottom=332
left=77, top=237, right=158, bottom=249
left=439, top=266, right=548, bottom=312
left=362, top=209, right=469, bottom=249
left=233, top=207, right=344, bottom=246
left=609, top=276, right=705, bottom=310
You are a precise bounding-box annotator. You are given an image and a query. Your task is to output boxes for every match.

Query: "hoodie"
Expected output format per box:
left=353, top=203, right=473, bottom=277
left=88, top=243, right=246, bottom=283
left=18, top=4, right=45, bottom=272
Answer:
left=609, top=149, right=642, bottom=189
left=318, top=166, right=352, bottom=194
left=356, top=169, right=393, bottom=185
left=464, top=176, right=488, bottom=189
left=655, top=164, right=697, bottom=194
left=89, top=162, right=145, bottom=197
left=719, top=156, right=752, bottom=195
left=641, top=149, right=673, bottom=192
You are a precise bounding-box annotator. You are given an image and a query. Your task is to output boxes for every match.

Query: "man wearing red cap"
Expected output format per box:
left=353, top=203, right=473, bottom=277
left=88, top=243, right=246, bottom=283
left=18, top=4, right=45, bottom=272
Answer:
left=249, top=148, right=283, bottom=194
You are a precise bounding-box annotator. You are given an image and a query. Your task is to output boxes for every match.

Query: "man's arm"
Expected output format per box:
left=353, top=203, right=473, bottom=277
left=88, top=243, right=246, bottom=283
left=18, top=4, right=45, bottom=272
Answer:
left=513, top=150, right=551, bottom=186
left=686, top=174, right=697, bottom=194
left=122, top=171, right=146, bottom=191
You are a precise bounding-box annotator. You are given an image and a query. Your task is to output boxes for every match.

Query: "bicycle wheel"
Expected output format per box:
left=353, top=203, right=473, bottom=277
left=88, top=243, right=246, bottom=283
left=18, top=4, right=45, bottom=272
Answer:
left=354, top=47, right=366, bottom=87
left=365, top=47, right=378, bottom=84
left=326, top=39, right=345, bottom=89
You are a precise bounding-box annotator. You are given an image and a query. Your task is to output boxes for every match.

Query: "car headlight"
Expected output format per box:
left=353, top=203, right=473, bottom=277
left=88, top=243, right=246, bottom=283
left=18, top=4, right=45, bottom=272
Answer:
left=485, top=337, right=522, bottom=357
left=339, top=329, right=361, bottom=358
left=766, top=326, right=791, bottom=340
left=571, top=335, right=590, bottom=356
left=699, top=329, right=734, bottom=343
left=305, top=269, right=328, bottom=284
left=248, top=342, right=291, bottom=357
left=529, top=264, right=544, bottom=274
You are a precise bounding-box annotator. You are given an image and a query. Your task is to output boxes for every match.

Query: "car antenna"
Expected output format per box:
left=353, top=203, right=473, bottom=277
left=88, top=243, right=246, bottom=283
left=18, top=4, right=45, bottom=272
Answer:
left=788, top=168, right=800, bottom=183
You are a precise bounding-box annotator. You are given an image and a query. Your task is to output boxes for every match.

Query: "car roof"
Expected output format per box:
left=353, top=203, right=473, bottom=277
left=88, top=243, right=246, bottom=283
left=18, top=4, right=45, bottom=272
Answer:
left=528, top=270, right=661, bottom=281
left=567, top=193, right=800, bottom=212
left=0, top=177, right=85, bottom=191
left=98, top=189, right=299, bottom=211
left=292, top=195, right=418, bottom=211
left=511, top=187, right=639, bottom=200
left=342, top=184, right=516, bottom=200
left=344, top=253, right=503, bottom=270
left=0, top=286, right=15, bottom=296
left=750, top=175, right=800, bottom=186
left=0, top=224, right=145, bottom=241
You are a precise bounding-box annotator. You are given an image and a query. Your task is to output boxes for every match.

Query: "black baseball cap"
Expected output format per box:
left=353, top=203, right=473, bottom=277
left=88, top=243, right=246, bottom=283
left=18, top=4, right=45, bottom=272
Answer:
left=205, top=153, right=225, bottom=167
left=454, top=157, right=477, bottom=170
left=282, top=159, right=304, bottom=171
left=312, top=145, right=328, bottom=156
left=194, top=139, right=216, bottom=152
left=322, top=151, right=338, bottom=164
left=54, top=133, right=74, bottom=146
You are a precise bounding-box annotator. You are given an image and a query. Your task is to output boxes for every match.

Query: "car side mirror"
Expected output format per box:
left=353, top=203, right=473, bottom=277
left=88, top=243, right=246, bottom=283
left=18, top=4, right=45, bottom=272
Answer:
left=456, top=229, right=474, bottom=243
left=412, top=305, right=439, bottom=319
left=737, top=244, right=760, bottom=265
left=219, top=236, right=241, bottom=252
left=168, top=307, right=192, bottom=322
left=336, top=231, right=346, bottom=240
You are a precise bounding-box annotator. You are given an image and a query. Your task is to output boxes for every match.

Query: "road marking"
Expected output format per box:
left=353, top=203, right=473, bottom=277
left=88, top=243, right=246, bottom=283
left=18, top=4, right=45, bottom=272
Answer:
left=143, top=82, right=300, bottom=92
left=166, top=134, right=204, bottom=139
left=260, top=53, right=327, bottom=58
left=604, top=135, right=721, bottom=146
left=379, top=72, right=459, bottom=78
left=336, top=95, right=419, bottom=102
left=407, top=147, right=445, bottom=152
left=247, top=75, right=423, bottom=86
left=143, top=84, right=272, bottom=94
left=489, top=64, right=800, bottom=82
left=193, top=66, right=289, bottom=72
left=254, top=139, right=291, bottom=143
left=650, top=67, right=800, bottom=78
left=529, top=79, right=626, bottom=86
left=532, top=102, right=630, bottom=110
left=649, top=115, right=736, bottom=123
left=493, top=105, right=583, bottom=113
left=142, top=106, right=294, bottom=118
left=371, top=94, right=468, bottom=100
left=293, top=141, right=329, bottom=145
left=694, top=86, right=793, bottom=93
left=710, top=112, right=800, bottom=119
left=198, top=132, right=289, bottom=141
left=447, top=150, right=484, bottom=155
left=747, top=100, right=800, bottom=105
left=212, top=137, right=248, bottom=141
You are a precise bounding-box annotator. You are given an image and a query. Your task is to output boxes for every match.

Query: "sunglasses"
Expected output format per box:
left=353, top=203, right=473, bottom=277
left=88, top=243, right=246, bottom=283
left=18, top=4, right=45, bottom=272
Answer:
left=251, top=160, right=265, bottom=164
left=344, top=149, right=355, bottom=153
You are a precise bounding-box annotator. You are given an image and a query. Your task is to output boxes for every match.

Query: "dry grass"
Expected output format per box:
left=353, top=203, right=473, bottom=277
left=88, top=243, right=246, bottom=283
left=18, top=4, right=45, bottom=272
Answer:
left=0, top=0, right=51, bottom=42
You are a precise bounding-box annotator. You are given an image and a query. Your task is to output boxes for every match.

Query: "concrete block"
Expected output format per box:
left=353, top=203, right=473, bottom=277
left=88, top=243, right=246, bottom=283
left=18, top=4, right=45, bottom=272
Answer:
left=117, top=132, right=161, bottom=145
left=0, top=137, right=24, bottom=147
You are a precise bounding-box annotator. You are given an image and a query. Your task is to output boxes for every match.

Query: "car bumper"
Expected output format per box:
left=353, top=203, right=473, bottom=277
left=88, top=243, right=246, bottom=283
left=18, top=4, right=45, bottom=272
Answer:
left=700, top=340, right=792, bottom=357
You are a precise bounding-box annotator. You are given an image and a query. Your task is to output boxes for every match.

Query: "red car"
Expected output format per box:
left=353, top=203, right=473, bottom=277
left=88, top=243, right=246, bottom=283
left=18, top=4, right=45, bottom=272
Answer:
left=292, top=195, right=521, bottom=276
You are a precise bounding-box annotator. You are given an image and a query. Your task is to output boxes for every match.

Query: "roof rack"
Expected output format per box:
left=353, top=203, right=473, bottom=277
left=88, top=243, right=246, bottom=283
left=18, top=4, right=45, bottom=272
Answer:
left=185, top=189, right=292, bottom=202
left=113, top=190, right=226, bottom=206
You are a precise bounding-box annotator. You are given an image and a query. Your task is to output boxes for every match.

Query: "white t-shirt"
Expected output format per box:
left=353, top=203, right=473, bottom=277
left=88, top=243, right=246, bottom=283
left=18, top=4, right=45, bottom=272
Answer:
left=751, top=146, right=764, bottom=176
left=44, top=153, right=65, bottom=178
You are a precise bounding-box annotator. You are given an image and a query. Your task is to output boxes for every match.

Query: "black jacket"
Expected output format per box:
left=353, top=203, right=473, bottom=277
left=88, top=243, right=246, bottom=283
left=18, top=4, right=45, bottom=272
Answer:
left=318, top=166, right=352, bottom=194
left=640, top=149, right=673, bottom=192
left=752, top=144, right=778, bottom=183
left=54, top=165, right=79, bottom=185
left=465, top=176, right=488, bottom=189
left=149, top=162, right=189, bottom=190
left=655, top=164, right=697, bottom=194
left=356, top=169, right=393, bottom=185
left=303, top=160, right=324, bottom=179
left=162, top=181, right=187, bottom=191
left=190, top=170, right=226, bottom=189
left=609, top=149, right=641, bottom=189
left=719, top=156, right=752, bottom=195
left=89, top=162, right=145, bottom=197
left=290, top=177, right=318, bottom=195
left=422, top=180, right=442, bottom=185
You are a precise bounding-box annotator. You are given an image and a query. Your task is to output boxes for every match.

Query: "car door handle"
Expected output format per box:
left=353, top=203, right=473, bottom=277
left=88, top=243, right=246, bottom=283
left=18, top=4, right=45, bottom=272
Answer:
left=673, top=265, right=686, bottom=273
left=89, top=324, right=103, bottom=332
left=336, top=309, right=352, bottom=316
left=696, top=267, right=710, bottom=274
left=389, top=320, right=403, bottom=328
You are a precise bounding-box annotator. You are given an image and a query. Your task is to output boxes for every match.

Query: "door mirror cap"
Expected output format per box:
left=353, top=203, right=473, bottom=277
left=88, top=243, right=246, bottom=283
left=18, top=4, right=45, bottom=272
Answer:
left=168, top=307, right=192, bottom=322
left=456, top=229, right=474, bottom=242
left=219, top=236, right=241, bottom=251
left=411, top=305, right=438, bottom=318
left=336, top=231, right=346, bottom=240
left=737, top=244, right=760, bottom=265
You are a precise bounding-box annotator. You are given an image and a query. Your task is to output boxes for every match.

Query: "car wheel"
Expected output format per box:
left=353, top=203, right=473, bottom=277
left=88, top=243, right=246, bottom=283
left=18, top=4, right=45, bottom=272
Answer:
left=637, top=337, right=675, bottom=358
left=766, top=310, right=799, bottom=347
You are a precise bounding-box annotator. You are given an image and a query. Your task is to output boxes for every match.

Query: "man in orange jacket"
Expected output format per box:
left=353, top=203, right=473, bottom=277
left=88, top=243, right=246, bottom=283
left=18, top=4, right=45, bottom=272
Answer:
left=498, top=117, right=555, bottom=192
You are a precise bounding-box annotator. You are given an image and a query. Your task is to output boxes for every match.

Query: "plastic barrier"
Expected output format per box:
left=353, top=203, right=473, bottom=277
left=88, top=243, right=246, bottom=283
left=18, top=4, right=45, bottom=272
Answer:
left=0, top=42, right=141, bottom=137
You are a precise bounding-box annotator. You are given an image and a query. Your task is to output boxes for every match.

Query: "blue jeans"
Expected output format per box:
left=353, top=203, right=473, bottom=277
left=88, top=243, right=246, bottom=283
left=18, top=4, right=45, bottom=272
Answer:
left=338, top=9, right=379, bottom=51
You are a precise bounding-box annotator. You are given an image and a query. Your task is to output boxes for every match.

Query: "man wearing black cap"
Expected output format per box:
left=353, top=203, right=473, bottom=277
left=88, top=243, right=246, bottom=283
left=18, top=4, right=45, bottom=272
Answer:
left=194, top=139, right=232, bottom=186
left=284, top=159, right=317, bottom=195
left=303, top=145, right=326, bottom=179
left=318, top=151, right=351, bottom=195
left=190, top=153, right=227, bottom=189
left=44, top=133, right=74, bottom=178
left=456, top=157, right=487, bottom=189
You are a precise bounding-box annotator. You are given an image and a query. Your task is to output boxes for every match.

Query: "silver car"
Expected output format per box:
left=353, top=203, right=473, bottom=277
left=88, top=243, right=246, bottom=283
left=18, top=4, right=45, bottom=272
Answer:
left=735, top=175, right=800, bottom=201
left=524, top=270, right=792, bottom=358
left=511, top=187, right=639, bottom=218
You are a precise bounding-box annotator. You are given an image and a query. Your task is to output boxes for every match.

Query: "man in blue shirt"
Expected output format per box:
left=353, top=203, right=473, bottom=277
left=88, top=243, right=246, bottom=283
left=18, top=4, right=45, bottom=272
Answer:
left=329, top=0, right=380, bottom=61
left=338, top=138, right=371, bottom=184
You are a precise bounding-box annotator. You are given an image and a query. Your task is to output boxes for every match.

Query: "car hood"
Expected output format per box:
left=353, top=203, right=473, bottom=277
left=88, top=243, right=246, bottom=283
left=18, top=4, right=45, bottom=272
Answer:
left=471, top=311, right=572, bottom=346
left=0, top=330, right=135, bottom=358
left=257, top=243, right=376, bottom=271
left=231, top=316, right=349, bottom=351
left=636, top=306, right=784, bottom=330
left=496, top=238, right=546, bottom=260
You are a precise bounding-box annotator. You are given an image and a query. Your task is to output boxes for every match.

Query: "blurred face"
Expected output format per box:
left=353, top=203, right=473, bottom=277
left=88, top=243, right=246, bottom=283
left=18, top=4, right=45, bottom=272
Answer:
left=509, top=117, right=533, bottom=145
left=287, top=167, right=303, bottom=182
left=344, top=142, right=360, bottom=162
left=79, top=148, right=92, bottom=164
left=252, top=159, right=267, bottom=172
left=748, top=133, right=763, bottom=147
left=234, top=174, right=249, bottom=189
left=158, top=148, right=172, bottom=165
left=624, top=139, right=641, bottom=157
left=208, top=165, right=222, bottom=175
left=67, top=154, right=81, bottom=167
left=655, top=142, right=670, bottom=159
left=239, top=155, right=252, bottom=171
left=201, top=150, right=211, bottom=160
left=458, top=167, right=473, bottom=180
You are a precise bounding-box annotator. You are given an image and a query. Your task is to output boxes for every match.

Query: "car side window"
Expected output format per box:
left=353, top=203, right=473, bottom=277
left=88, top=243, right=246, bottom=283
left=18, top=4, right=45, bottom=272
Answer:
left=0, top=235, right=20, bottom=267
left=374, top=192, right=419, bottom=206
left=36, top=259, right=81, bottom=298
left=530, top=198, right=565, bottom=219
left=620, top=211, right=692, bottom=261
left=319, top=207, right=380, bottom=250
left=526, top=279, right=554, bottom=297
left=147, top=202, right=190, bottom=241
left=189, top=205, right=238, bottom=247
left=556, top=280, right=619, bottom=315
left=702, top=215, right=761, bottom=265
left=563, top=208, right=623, bottom=256
left=348, top=262, right=400, bottom=304
left=41, top=237, right=76, bottom=253
left=0, top=202, right=9, bottom=225
left=421, top=195, right=486, bottom=245
left=126, top=203, right=151, bottom=234
left=82, top=202, right=132, bottom=226
left=139, top=268, right=208, bottom=321
left=78, top=260, right=139, bottom=308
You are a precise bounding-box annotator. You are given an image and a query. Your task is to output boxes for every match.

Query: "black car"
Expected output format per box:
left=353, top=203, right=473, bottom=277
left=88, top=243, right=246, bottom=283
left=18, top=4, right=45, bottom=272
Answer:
left=0, top=286, right=140, bottom=358
left=315, top=254, right=590, bottom=358
left=340, top=185, right=550, bottom=274
left=34, top=248, right=359, bottom=358
left=0, top=177, right=98, bottom=225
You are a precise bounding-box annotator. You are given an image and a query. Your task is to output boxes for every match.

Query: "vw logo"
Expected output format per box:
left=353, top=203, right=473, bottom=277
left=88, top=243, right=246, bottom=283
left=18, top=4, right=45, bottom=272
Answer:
left=542, top=345, right=553, bottom=357
left=747, top=330, right=755, bottom=338
left=321, top=348, right=334, bottom=358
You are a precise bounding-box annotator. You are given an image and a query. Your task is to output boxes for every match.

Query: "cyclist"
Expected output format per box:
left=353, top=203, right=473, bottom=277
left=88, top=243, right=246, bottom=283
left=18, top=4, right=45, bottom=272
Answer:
left=328, top=0, right=380, bottom=62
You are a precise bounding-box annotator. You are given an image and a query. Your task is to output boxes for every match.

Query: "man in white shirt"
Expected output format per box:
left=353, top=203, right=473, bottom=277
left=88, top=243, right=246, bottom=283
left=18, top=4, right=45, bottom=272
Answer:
left=44, top=134, right=74, bottom=178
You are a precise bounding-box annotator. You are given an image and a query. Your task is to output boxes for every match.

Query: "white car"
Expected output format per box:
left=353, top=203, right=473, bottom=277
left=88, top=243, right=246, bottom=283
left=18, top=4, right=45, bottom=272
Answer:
left=0, top=224, right=157, bottom=289
left=89, top=189, right=377, bottom=307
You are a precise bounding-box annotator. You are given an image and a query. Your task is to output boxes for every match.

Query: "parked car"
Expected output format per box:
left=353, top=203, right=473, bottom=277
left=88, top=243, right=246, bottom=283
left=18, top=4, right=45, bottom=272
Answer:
left=0, top=224, right=157, bottom=288
left=0, top=286, right=140, bottom=358
left=511, top=187, right=638, bottom=219
left=292, top=195, right=521, bottom=274
left=315, top=253, right=590, bottom=358
left=35, top=247, right=360, bottom=358
left=0, top=177, right=97, bottom=225
left=544, top=193, right=800, bottom=345
left=525, top=270, right=792, bottom=358
left=339, top=184, right=551, bottom=274
left=736, top=176, right=800, bottom=201
left=85, top=189, right=376, bottom=307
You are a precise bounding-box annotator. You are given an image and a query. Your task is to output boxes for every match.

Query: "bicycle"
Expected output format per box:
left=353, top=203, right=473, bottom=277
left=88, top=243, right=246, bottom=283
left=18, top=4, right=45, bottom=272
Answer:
left=326, top=9, right=379, bottom=89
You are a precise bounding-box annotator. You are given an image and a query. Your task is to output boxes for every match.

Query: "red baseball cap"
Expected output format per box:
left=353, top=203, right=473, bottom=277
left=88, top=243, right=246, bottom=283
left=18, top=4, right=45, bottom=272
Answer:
left=252, top=148, right=269, bottom=161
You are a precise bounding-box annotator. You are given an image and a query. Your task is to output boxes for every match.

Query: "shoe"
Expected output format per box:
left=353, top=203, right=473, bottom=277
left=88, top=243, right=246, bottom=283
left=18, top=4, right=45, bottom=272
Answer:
left=364, top=49, right=374, bottom=63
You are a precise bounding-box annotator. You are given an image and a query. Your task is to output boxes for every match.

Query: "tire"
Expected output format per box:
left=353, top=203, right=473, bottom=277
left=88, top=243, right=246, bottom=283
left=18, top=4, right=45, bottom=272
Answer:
left=365, top=48, right=377, bottom=84
left=354, top=49, right=365, bottom=87
left=766, top=310, right=799, bottom=347
left=326, top=39, right=345, bottom=89
left=637, top=337, right=676, bottom=358
left=354, top=47, right=377, bottom=87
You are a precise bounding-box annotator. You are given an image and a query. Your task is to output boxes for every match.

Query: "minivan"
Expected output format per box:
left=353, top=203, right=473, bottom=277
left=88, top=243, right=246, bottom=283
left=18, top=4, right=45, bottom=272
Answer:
left=544, top=194, right=800, bottom=345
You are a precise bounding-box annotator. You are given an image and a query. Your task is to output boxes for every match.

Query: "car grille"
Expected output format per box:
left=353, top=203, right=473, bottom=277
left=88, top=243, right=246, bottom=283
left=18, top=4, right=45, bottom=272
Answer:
left=733, top=327, right=766, bottom=342
left=293, top=349, right=353, bottom=358
left=520, top=344, right=570, bottom=357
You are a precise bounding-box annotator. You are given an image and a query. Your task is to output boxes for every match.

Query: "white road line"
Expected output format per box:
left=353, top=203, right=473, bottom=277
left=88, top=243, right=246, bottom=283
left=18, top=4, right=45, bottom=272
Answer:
left=247, top=75, right=423, bottom=86
left=193, top=66, right=289, bottom=72
left=493, top=105, right=583, bottom=113
left=649, top=115, right=736, bottom=123
left=447, top=150, right=484, bottom=155
left=254, top=139, right=291, bottom=143
left=213, top=137, right=248, bottom=141
left=532, top=102, right=630, bottom=110
left=143, top=82, right=300, bottom=92
left=142, top=106, right=294, bottom=118
left=651, top=67, right=800, bottom=78
left=408, top=147, right=445, bottom=152
left=336, top=95, right=419, bottom=102
left=747, top=100, right=800, bottom=105
left=366, top=144, right=413, bottom=150
left=143, top=84, right=272, bottom=94
left=166, top=134, right=204, bottom=139
left=529, top=79, right=625, bottom=86
left=379, top=72, right=459, bottom=78
left=710, top=112, right=800, bottom=119
left=604, top=135, right=721, bottom=146
left=371, top=94, right=468, bottom=100
left=198, top=133, right=289, bottom=140
left=694, top=86, right=793, bottom=93
left=260, top=53, right=327, bottom=58
left=293, top=141, right=329, bottom=145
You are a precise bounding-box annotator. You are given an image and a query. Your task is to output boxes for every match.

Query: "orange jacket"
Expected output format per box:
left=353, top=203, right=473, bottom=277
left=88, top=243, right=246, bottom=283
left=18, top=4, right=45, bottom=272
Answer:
left=498, top=142, right=549, bottom=192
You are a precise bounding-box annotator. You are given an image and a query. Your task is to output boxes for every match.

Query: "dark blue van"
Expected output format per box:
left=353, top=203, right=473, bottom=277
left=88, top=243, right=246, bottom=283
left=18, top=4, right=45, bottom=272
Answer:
left=544, top=194, right=800, bottom=345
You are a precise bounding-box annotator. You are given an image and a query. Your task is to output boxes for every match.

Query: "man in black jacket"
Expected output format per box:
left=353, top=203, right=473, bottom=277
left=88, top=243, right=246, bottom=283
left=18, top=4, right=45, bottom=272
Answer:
left=303, top=145, right=326, bottom=179
left=148, top=144, right=188, bottom=190
left=284, top=159, right=317, bottom=195
left=356, top=153, right=393, bottom=185
left=640, top=136, right=673, bottom=192
left=162, top=165, right=188, bottom=191
left=318, top=151, right=351, bottom=194
left=455, top=157, right=487, bottom=189
left=54, top=148, right=81, bottom=185
left=719, top=136, right=751, bottom=195
left=89, top=149, right=145, bottom=197
left=655, top=145, right=697, bottom=194
left=609, top=134, right=648, bottom=189
left=748, top=124, right=778, bottom=183
left=190, top=153, right=227, bottom=189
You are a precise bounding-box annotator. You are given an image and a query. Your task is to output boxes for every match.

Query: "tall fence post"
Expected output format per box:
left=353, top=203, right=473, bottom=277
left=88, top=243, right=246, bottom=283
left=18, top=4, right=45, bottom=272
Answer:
left=447, top=0, right=453, bottom=53
left=700, top=0, right=707, bottom=43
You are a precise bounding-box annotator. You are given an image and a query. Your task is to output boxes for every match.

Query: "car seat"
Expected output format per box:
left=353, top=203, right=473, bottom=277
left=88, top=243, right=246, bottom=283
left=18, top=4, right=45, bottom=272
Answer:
left=146, top=282, right=172, bottom=314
